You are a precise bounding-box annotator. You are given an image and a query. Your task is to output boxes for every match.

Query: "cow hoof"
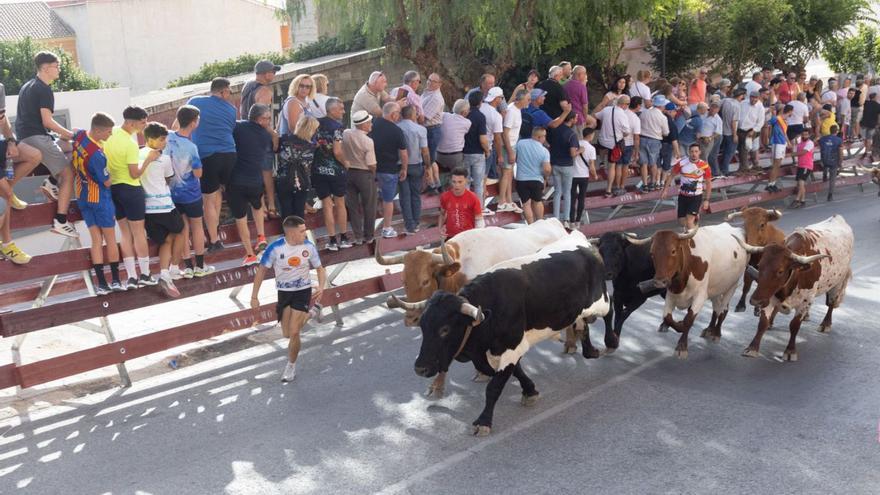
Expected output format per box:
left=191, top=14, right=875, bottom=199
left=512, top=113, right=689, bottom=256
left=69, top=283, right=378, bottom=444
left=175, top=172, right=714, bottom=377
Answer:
left=818, top=324, right=832, bottom=333
left=674, top=349, right=688, bottom=360
left=603, top=346, right=617, bottom=355
left=658, top=323, right=670, bottom=333
left=472, top=372, right=490, bottom=383
left=425, top=385, right=445, bottom=400
left=735, top=303, right=746, bottom=313
left=783, top=350, right=799, bottom=362
left=742, top=348, right=760, bottom=358
left=753, top=306, right=761, bottom=317
left=582, top=347, right=601, bottom=359
left=472, top=425, right=492, bottom=437
left=699, top=327, right=712, bottom=339
left=562, top=343, right=577, bottom=354
left=521, top=392, right=540, bottom=407
left=604, top=335, right=620, bottom=350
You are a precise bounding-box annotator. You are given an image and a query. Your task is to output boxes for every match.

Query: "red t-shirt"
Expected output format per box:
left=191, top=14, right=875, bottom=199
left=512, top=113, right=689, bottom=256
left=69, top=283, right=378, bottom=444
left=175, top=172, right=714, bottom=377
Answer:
left=440, top=190, right=482, bottom=238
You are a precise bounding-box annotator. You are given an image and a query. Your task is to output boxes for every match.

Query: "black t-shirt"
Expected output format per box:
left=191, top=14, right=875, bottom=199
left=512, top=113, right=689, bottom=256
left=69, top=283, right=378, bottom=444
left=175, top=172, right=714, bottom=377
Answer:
left=231, top=120, right=273, bottom=187
left=15, top=77, right=54, bottom=139
left=548, top=125, right=578, bottom=166
left=462, top=106, right=487, bottom=155
left=851, top=88, right=862, bottom=108
left=369, top=117, right=407, bottom=174
left=861, top=100, right=880, bottom=129
left=536, top=79, right=567, bottom=119
left=662, top=114, right=679, bottom=144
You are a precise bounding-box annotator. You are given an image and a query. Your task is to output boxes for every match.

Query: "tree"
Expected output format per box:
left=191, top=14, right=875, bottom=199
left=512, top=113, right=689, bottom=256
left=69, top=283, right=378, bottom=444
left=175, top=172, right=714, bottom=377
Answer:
left=648, top=13, right=712, bottom=77
left=822, top=23, right=880, bottom=74
left=770, top=0, right=869, bottom=72
left=710, top=0, right=791, bottom=81
left=0, top=38, right=108, bottom=95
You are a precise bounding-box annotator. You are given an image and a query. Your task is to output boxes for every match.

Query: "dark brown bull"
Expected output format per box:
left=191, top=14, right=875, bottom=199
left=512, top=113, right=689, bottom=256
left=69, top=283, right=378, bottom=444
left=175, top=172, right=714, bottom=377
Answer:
left=726, top=207, right=786, bottom=314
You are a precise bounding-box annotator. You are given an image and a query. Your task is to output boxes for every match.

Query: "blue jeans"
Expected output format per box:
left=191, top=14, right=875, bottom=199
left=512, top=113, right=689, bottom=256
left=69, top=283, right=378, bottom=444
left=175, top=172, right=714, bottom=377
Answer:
left=463, top=153, right=486, bottom=200
left=660, top=142, right=674, bottom=171
left=399, top=163, right=424, bottom=232
left=486, top=150, right=499, bottom=180
left=720, top=134, right=736, bottom=176
left=426, top=125, right=441, bottom=163
left=551, top=165, right=575, bottom=222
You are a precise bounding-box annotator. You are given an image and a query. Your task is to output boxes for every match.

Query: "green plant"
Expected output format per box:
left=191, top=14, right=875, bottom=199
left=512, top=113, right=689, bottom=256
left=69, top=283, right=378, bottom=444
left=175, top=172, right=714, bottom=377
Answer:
left=0, top=37, right=109, bottom=94
left=823, top=23, right=880, bottom=74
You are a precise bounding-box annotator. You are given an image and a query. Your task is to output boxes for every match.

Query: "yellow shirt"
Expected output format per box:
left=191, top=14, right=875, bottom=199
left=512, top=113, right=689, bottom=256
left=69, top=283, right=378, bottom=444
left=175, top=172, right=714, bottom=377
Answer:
left=104, top=127, right=141, bottom=186
left=820, top=116, right=836, bottom=136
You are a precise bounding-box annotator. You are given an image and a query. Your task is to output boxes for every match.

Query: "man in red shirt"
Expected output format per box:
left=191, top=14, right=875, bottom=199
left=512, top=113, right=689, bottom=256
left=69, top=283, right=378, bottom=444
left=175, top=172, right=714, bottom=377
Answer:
left=439, top=167, right=483, bottom=238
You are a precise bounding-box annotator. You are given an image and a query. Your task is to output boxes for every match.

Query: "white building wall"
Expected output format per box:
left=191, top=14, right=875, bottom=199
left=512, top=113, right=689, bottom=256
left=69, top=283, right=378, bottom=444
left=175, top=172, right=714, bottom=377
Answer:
left=5, top=87, right=131, bottom=135
left=55, top=0, right=283, bottom=96
left=291, top=0, right=319, bottom=48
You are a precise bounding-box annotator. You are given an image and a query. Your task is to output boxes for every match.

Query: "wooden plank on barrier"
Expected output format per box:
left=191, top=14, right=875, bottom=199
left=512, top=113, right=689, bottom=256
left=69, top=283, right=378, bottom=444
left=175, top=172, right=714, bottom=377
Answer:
left=579, top=210, right=678, bottom=236
left=10, top=271, right=402, bottom=389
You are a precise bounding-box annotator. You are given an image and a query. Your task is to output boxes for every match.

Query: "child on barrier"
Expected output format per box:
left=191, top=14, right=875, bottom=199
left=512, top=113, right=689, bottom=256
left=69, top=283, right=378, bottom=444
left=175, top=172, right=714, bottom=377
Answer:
left=792, top=127, right=815, bottom=208
left=140, top=122, right=183, bottom=298
left=72, top=113, right=123, bottom=295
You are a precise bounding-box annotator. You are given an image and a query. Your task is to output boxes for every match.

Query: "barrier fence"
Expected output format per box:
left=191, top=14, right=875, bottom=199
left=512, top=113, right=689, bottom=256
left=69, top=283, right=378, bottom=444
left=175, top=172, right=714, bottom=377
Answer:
left=0, top=150, right=873, bottom=391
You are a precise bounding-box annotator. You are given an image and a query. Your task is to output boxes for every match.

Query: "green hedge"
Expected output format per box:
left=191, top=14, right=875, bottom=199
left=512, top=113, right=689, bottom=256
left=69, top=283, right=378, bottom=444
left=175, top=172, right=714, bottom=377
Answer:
left=0, top=38, right=109, bottom=95
left=167, top=32, right=367, bottom=88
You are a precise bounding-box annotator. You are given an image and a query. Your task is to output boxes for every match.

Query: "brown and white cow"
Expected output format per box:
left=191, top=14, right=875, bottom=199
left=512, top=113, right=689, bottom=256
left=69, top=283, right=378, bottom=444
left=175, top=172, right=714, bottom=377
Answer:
left=379, top=218, right=567, bottom=396
left=734, top=215, right=853, bottom=361
left=726, top=207, right=786, bottom=314
left=629, top=223, right=749, bottom=359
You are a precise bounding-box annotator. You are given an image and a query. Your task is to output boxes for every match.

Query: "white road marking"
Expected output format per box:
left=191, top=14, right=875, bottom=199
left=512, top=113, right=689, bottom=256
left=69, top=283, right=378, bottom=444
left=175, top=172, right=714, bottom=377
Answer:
left=375, top=353, right=669, bottom=494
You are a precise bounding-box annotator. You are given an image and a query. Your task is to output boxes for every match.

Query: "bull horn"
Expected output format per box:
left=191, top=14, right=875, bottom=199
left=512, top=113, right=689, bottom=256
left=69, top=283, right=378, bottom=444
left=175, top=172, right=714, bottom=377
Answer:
left=732, top=234, right=764, bottom=254
left=771, top=208, right=782, bottom=219
left=677, top=227, right=698, bottom=240
left=587, top=237, right=600, bottom=245
left=374, top=237, right=407, bottom=265
left=725, top=210, right=743, bottom=221
left=624, top=233, right=653, bottom=246
left=459, top=301, right=485, bottom=323
left=789, top=252, right=830, bottom=265
left=387, top=294, right=428, bottom=310
left=746, top=265, right=759, bottom=279
left=440, top=238, right=453, bottom=265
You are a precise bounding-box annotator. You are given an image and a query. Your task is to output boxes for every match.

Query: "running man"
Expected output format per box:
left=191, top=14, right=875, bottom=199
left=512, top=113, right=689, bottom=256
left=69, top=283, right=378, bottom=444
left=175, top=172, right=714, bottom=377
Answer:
left=660, top=142, right=712, bottom=231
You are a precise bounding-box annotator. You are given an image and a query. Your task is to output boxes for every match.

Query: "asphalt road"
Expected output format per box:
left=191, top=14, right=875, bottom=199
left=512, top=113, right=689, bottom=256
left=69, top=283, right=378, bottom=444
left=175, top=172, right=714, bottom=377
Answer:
left=2, top=183, right=880, bottom=494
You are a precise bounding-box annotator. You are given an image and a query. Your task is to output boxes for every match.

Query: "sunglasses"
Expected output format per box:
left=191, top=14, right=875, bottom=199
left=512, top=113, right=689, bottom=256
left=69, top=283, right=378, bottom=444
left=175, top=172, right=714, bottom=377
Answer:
left=299, top=84, right=313, bottom=89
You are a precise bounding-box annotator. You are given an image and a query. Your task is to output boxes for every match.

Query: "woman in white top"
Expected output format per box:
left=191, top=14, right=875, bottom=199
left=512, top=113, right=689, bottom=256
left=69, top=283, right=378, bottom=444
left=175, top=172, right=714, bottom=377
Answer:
left=310, top=74, right=331, bottom=118
left=630, top=70, right=652, bottom=101
left=594, top=75, right=628, bottom=114
left=279, top=74, right=316, bottom=136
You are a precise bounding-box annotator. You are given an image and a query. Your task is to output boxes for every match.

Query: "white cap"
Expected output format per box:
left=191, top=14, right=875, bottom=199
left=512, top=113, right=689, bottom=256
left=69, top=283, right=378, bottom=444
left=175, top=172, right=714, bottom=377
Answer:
left=484, top=86, right=504, bottom=102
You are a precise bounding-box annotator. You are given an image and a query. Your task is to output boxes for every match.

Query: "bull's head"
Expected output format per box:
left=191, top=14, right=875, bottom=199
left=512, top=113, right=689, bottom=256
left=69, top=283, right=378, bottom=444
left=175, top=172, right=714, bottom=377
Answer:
left=629, top=229, right=697, bottom=291
left=733, top=236, right=829, bottom=308
left=727, top=207, right=783, bottom=246
left=599, top=232, right=639, bottom=280
left=376, top=238, right=462, bottom=326
left=389, top=292, right=484, bottom=378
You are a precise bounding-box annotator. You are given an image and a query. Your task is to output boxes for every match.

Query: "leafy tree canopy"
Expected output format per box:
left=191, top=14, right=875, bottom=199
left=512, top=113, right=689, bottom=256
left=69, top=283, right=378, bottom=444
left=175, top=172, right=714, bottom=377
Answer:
left=0, top=38, right=108, bottom=95
left=822, top=23, right=880, bottom=75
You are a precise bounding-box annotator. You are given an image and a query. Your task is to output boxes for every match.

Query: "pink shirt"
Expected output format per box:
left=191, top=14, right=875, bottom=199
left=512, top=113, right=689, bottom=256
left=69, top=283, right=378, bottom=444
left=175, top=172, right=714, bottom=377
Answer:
left=797, top=139, right=814, bottom=170
left=564, top=79, right=589, bottom=125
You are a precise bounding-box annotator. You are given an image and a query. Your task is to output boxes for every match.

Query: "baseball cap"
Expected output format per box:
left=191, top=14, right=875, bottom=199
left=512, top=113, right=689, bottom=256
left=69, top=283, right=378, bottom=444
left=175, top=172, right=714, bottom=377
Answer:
left=664, top=102, right=677, bottom=111
left=352, top=110, right=372, bottom=125
left=484, top=87, right=504, bottom=102
left=749, top=90, right=760, bottom=98
left=652, top=95, right=669, bottom=108
left=530, top=88, right=547, bottom=100
left=720, top=78, right=732, bottom=87
left=254, top=59, right=281, bottom=74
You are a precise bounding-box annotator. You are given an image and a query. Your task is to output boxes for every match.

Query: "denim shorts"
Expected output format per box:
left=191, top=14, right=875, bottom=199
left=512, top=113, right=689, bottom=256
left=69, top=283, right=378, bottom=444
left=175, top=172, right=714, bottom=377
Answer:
left=377, top=172, right=399, bottom=202
left=639, top=137, right=662, bottom=166
left=617, top=145, right=633, bottom=168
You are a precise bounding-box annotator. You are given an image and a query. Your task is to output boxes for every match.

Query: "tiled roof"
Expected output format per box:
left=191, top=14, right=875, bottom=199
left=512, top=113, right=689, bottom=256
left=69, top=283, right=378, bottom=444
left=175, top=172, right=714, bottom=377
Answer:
left=0, top=1, right=76, bottom=41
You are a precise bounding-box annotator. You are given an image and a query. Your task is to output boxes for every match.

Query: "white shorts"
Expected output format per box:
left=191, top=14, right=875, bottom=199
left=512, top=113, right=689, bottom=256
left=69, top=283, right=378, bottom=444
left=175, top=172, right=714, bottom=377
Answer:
left=772, top=144, right=786, bottom=160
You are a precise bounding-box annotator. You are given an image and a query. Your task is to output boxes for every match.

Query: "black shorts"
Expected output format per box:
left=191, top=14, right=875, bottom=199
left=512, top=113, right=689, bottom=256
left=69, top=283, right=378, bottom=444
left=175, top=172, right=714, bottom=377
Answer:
left=276, top=288, right=312, bottom=321
left=228, top=184, right=264, bottom=219
left=312, top=173, right=346, bottom=199
left=787, top=124, right=804, bottom=141
left=174, top=199, right=204, bottom=218
left=796, top=167, right=812, bottom=181
left=677, top=194, right=703, bottom=218
left=200, top=152, right=236, bottom=194
left=111, top=183, right=146, bottom=221
left=145, top=209, right=184, bottom=244
left=515, top=180, right=544, bottom=203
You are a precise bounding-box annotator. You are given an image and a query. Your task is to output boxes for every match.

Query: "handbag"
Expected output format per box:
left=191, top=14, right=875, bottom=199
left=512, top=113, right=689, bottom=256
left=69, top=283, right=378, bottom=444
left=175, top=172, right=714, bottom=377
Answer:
left=608, top=106, right=624, bottom=163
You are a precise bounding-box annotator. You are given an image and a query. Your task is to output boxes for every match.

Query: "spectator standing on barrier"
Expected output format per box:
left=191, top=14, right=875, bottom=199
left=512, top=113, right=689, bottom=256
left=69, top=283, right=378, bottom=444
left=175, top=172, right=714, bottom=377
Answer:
left=738, top=91, right=765, bottom=173
left=440, top=167, right=483, bottom=238
left=498, top=90, right=528, bottom=214
left=660, top=142, right=711, bottom=231
left=480, top=87, right=505, bottom=215
left=698, top=101, right=722, bottom=175
left=659, top=102, right=681, bottom=188
left=745, top=71, right=763, bottom=96
left=72, top=113, right=120, bottom=294
left=279, top=74, right=315, bottom=136
left=786, top=93, right=810, bottom=161
left=819, top=124, right=843, bottom=201
left=352, top=71, right=390, bottom=123
left=251, top=215, right=327, bottom=383
left=231, top=104, right=278, bottom=265
left=15, top=51, right=78, bottom=237
left=595, top=94, right=632, bottom=197
left=565, top=65, right=596, bottom=139
left=559, top=61, right=573, bottom=83
left=548, top=111, right=580, bottom=227
left=185, top=77, right=237, bottom=252
left=421, top=73, right=445, bottom=193
left=537, top=66, right=568, bottom=119
left=630, top=70, right=653, bottom=103
left=398, top=105, right=430, bottom=234
left=860, top=93, right=880, bottom=164
left=391, top=71, right=424, bottom=121
left=314, top=97, right=351, bottom=251
left=371, top=102, right=408, bottom=239
left=791, top=128, right=815, bottom=209
left=310, top=74, right=331, bottom=118
left=765, top=104, right=792, bottom=193
left=0, top=82, right=41, bottom=212
left=104, top=105, right=155, bottom=289
left=688, top=69, right=709, bottom=108
left=515, top=128, right=552, bottom=224
left=342, top=111, right=377, bottom=245
left=720, top=88, right=745, bottom=177
left=272, top=116, right=319, bottom=220
left=778, top=73, right=798, bottom=104
left=434, top=99, right=471, bottom=179
left=239, top=59, right=280, bottom=119
left=620, top=96, right=642, bottom=194
left=570, top=127, right=597, bottom=228
left=510, top=69, right=540, bottom=104
left=139, top=123, right=183, bottom=298
left=166, top=105, right=212, bottom=278
left=461, top=91, right=489, bottom=207
left=639, top=95, right=670, bottom=192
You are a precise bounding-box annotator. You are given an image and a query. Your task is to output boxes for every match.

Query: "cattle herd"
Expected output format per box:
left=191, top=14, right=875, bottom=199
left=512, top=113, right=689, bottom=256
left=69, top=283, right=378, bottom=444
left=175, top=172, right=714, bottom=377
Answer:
left=380, top=210, right=854, bottom=436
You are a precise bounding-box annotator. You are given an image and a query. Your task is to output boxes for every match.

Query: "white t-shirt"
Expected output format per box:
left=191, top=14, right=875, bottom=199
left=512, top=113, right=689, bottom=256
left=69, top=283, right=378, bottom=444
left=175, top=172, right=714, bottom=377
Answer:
left=821, top=90, right=837, bottom=105
left=479, top=102, right=503, bottom=151
left=311, top=93, right=330, bottom=118
left=629, top=81, right=651, bottom=101
left=786, top=100, right=809, bottom=126
left=259, top=238, right=322, bottom=291
left=503, top=104, right=523, bottom=148
left=139, top=147, right=175, bottom=214
left=625, top=109, right=641, bottom=146
left=745, top=80, right=762, bottom=95
left=596, top=105, right=632, bottom=149
left=573, top=140, right=595, bottom=178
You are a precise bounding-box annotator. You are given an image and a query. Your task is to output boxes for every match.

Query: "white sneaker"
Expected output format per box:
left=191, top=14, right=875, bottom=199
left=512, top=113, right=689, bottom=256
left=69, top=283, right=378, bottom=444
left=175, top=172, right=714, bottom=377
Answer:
left=563, top=220, right=571, bottom=229
left=41, top=178, right=59, bottom=201
left=486, top=178, right=500, bottom=186
left=482, top=207, right=495, bottom=216
left=169, top=265, right=183, bottom=280
left=382, top=227, right=398, bottom=238
left=496, top=203, right=510, bottom=212
left=50, top=219, right=79, bottom=238
left=542, top=186, right=555, bottom=201
left=193, top=265, right=215, bottom=277
left=281, top=361, right=297, bottom=382
left=510, top=203, right=523, bottom=214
